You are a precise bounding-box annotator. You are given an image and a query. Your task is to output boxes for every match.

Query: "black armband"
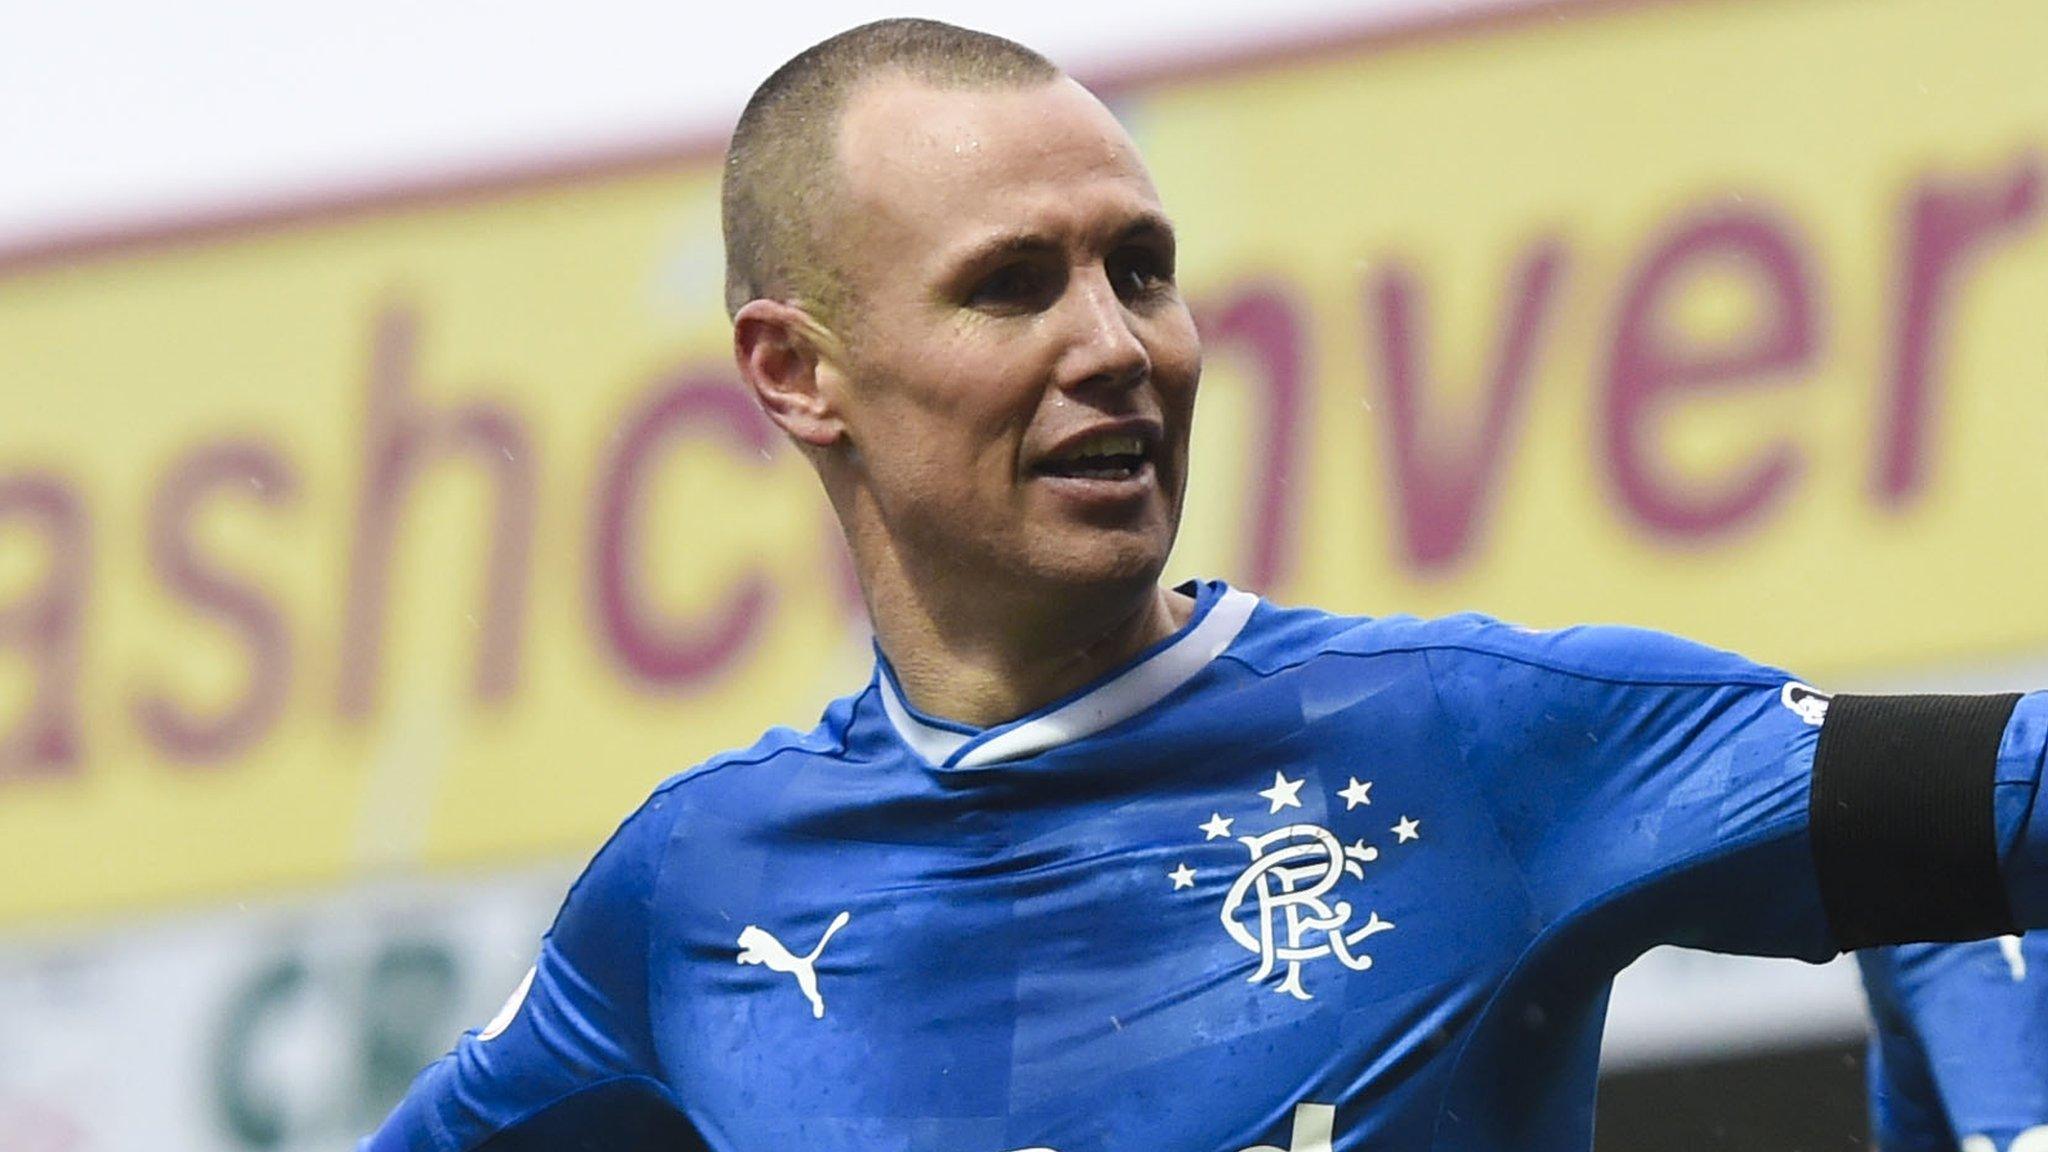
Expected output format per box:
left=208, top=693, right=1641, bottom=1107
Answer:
left=1809, top=692, right=2022, bottom=950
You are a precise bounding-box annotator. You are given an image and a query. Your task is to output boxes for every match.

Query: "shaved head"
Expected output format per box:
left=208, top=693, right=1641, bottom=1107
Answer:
left=720, top=18, right=1061, bottom=321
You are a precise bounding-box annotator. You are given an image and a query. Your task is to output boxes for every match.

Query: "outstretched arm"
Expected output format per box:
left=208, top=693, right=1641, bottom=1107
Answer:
left=1422, top=618, right=2048, bottom=958
left=1809, top=693, right=2048, bottom=950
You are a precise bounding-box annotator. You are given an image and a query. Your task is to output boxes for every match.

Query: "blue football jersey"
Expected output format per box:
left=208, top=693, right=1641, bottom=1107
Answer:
left=365, top=582, right=2048, bottom=1152
left=1860, top=933, right=2048, bottom=1152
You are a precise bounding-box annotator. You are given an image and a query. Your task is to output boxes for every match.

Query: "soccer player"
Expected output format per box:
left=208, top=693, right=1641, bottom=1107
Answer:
left=1859, top=933, right=2048, bottom=1151
left=364, top=20, right=2048, bottom=1152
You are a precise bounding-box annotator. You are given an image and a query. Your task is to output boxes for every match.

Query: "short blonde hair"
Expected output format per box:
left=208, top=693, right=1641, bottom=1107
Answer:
left=720, top=18, right=1060, bottom=320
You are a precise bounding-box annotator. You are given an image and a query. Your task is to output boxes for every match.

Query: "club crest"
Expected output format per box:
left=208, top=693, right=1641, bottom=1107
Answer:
left=1168, top=772, right=1421, bottom=1001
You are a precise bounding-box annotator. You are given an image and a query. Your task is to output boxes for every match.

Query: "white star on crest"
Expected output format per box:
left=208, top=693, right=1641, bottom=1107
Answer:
left=1199, top=813, right=1235, bottom=840
left=1168, top=863, right=1197, bottom=890
left=1392, top=816, right=1422, bottom=843
left=1339, top=777, right=1374, bottom=809
left=1259, top=771, right=1305, bottom=813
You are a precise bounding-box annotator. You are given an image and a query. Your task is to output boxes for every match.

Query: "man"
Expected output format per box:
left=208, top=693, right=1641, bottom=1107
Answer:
left=364, top=19, right=2048, bottom=1152
left=1861, top=933, right=2048, bottom=1151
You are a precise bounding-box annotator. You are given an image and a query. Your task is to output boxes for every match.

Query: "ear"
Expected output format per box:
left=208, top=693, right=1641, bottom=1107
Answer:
left=733, top=299, right=846, bottom=449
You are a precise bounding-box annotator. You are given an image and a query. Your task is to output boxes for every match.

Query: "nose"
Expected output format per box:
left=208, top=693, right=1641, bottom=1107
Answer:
left=1055, top=267, right=1150, bottom=395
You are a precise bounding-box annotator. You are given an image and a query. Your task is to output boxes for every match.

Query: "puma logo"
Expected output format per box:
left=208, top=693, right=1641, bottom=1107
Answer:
left=736, top=911, right=851, bottom=1019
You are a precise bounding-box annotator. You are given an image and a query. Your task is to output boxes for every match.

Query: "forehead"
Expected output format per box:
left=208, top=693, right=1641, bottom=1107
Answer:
left=833, top=75, right=1164, bottom=260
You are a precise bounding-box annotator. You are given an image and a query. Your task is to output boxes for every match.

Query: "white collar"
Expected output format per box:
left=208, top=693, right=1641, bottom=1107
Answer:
left=876, top=587, right=1259, bottom=769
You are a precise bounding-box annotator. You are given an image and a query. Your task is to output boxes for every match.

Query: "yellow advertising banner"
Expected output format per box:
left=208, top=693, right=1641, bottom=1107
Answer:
left=3, top=0, right=2045, bottom=927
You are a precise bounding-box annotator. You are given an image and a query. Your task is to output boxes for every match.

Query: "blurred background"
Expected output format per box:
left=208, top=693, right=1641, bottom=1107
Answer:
left=2, top=0, right=2044, bottom=1148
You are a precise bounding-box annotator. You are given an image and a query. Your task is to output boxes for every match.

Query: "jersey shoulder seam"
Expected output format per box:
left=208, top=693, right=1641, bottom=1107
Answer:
left=1224, top=631, right=1785, bottom=691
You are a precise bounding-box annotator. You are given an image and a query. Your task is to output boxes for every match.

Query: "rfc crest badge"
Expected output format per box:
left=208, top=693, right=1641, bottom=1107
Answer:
left=1167, top=772, right=1421, bottom=1001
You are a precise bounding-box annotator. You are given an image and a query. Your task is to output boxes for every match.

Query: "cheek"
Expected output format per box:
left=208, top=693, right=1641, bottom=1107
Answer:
left=845, top=321, right=1050, bottom=481
left=1152, top=319, right=1204, bottom=417
left=925, top=360, right=1043, bottom=466
left=1146, top=301, right=1202, bottom=367
left=851, top=376, right=1027, bottom=494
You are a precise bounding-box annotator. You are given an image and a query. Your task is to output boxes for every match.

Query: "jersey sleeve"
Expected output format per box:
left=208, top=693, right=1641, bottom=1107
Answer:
left=1424, top=618, right=2048, bottom=964
left=1858, top=934, right=2048, bottom=1152
left=1997, top=695, right=2048, bottom=933
left=360, top=788, right=686, bottom=1152
left=1422, top=619, right=1837, bottom=962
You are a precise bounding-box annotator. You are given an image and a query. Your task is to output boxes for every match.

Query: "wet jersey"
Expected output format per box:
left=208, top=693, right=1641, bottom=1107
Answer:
left=364, top=581, right=2048, bottom=1152
left=1860, top=933, right=2048, bottom=1152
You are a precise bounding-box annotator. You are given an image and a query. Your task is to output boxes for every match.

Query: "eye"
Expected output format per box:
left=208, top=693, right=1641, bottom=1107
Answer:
left=1107, top=244, right=1175, bottom=302
left=967, top=261, right=1060, bottom=311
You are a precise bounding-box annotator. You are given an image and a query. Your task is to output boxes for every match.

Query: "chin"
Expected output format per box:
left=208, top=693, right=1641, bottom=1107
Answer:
left=1017, top=526, right=1177, bottom=595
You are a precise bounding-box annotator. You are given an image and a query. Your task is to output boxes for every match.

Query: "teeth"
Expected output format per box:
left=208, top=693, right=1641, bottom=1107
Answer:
left=1056, top=433, right=1145, bottom=462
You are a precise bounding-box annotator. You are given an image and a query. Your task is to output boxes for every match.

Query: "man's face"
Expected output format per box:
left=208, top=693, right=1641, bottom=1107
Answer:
left=820, top=75, right=1201, bottom=598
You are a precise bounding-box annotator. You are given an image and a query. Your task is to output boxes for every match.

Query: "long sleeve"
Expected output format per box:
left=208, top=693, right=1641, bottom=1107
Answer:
left=1997, top=694, right=2048, bottom=929
left=1423, top=619, right=1835, bottom=962
left=1425, top=618, right=2048, bottom=959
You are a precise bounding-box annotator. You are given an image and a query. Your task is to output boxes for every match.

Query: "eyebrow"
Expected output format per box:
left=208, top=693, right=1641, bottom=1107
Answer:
left=947, top=211, right=1178, bottom=272
left=1114, top=213, right=1178, bottom=252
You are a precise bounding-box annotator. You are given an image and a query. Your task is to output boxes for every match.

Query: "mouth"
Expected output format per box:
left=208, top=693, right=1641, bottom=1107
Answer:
left=1029, top=425, right=1160, bottom=484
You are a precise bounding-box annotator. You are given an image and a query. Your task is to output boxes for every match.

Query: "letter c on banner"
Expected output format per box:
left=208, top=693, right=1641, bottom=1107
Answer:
left=592, top=374, right=776, bottom=689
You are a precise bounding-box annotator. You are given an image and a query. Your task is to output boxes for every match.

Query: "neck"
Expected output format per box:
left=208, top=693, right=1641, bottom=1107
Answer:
left=861, top=559, right=1196, bottom=729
